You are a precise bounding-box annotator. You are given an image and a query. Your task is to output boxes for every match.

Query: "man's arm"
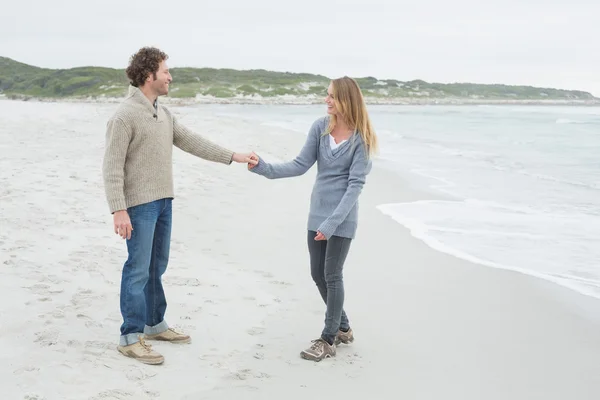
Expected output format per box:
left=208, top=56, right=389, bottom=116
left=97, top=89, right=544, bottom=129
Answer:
left=102, top=117, right=134, bottom=240
left=102, top=117, right=130, bottom=213
left=172, top=115, right=235, bottom=164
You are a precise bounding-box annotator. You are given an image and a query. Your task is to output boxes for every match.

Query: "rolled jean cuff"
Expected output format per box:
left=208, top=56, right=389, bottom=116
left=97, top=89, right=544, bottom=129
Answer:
left=119, top=333, right=143, bottom=346
left=144, top=320, right=169, bottom=335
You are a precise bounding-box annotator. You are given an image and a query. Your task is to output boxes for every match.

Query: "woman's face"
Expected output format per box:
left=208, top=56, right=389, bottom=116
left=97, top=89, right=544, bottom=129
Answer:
left=325, top=82, right=338, bottom=116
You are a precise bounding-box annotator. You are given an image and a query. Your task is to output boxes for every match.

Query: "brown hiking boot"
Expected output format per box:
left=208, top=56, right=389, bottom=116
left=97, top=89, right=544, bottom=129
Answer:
left=117, top=337, right=164, bottom=365
left=300, top=338, right=336, bottom=362
left=144, top=328, right=191, bottom=344
left=335, top=328, right=354, bottom=345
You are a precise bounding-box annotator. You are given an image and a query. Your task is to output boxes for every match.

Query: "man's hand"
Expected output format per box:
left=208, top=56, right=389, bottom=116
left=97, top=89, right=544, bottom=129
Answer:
left=314, top=231, right=326, bottom=241
left=113, top=210, right=133, bottom=240
left=232, top=152, right=258, bottom=165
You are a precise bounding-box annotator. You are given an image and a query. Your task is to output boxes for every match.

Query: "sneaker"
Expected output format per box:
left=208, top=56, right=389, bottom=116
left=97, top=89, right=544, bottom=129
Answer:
left=335, top=328, right=354, bottom=345
left=117, top=337, right=164, bottom=365
left=300, top=338, right=336, bottom=362
left=145, top=328, right=191, bottom=344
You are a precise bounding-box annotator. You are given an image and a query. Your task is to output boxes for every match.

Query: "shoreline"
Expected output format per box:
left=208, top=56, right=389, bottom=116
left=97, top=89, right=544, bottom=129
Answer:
left=372, top=159, right=600, bottom=307
left=377, top=199, right=600, bottom=305
left=1, top=93, right=600, bottom=106
left=1, top=100, right=599, bottom=399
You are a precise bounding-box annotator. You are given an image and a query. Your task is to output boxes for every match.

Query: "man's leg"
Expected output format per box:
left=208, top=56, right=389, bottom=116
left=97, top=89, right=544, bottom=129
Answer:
left=143, top=199, right=190, bottom=343
left=144, top=198, right=172, bottom=333
left=119, top=202, right=158, bottom=345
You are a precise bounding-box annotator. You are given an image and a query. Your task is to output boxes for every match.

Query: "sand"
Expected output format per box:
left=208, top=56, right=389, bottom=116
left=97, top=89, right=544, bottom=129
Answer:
left=1, top=100, right=599, bottom=400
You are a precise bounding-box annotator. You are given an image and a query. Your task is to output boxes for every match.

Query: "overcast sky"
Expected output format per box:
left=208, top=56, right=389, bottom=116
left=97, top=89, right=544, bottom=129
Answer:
left=2, top=0, right=599, bottom=95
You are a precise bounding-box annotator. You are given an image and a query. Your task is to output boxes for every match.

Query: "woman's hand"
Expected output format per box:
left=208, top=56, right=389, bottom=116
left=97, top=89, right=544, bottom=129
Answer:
left=314, top=231, right=326, bottom=241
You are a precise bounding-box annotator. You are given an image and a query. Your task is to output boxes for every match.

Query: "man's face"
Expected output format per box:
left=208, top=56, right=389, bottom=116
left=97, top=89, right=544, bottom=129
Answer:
left=150, top=60, right=172, bottom=96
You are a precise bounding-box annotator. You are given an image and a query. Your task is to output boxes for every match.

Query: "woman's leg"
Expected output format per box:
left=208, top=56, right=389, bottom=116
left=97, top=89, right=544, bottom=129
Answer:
left=320, top=235, right=352, bottom=346
left=307, top=231, right=351, bottom=334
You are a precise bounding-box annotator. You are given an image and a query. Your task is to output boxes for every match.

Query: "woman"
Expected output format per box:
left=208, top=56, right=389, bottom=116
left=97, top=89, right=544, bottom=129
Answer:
left=248, top=76, right=378, bottom=362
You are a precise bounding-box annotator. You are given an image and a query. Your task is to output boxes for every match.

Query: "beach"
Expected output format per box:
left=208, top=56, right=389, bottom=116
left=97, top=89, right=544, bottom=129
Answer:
left=1, top=100, right=599, bottom=400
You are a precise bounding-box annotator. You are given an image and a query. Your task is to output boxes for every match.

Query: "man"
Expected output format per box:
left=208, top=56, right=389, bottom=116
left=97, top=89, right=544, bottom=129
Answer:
left=102, top=46, right=256, bottom=365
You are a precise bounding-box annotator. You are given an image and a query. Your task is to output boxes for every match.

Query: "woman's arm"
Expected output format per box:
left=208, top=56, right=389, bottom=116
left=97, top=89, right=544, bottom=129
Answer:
left=249, top=118, right=323, bottom=179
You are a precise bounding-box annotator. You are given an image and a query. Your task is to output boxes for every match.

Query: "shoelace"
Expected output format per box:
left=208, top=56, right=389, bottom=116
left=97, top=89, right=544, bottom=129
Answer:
left=310, top=339, right=326, bottom=351
left=139, top=337, right=153, bottom=353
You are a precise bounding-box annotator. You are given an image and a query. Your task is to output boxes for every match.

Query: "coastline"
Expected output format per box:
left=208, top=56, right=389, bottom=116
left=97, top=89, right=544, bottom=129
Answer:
left=1, top=101, right=599, bottom=399
left=1, top=93, right=599, bottom=106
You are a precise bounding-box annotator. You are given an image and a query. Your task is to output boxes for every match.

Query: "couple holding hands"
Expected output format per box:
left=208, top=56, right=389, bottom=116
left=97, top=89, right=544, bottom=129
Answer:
left=102, top=46, right=378, bottom=365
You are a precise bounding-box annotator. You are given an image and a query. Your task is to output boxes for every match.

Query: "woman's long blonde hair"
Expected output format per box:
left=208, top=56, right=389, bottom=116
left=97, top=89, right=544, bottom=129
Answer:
left=326, top=76, right=378, bottom=157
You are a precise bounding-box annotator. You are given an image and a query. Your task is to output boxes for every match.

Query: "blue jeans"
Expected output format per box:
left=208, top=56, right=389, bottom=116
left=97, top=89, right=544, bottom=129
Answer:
left=119, top=198, right=172, bottom=346
left=307, top=230, right=352, bottom=345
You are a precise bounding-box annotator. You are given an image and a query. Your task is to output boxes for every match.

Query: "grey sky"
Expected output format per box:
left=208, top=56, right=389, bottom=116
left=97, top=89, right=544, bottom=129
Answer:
left=2, top=0, right=599, bottom=95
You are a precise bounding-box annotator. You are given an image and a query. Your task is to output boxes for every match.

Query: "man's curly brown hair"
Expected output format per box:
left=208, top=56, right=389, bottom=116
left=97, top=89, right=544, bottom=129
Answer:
left=125, top=47, right=168, bottom=87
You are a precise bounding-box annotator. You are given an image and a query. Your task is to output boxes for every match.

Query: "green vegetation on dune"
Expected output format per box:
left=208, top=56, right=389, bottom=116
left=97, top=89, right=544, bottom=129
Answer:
left=0, top=56, right=596, bottom=102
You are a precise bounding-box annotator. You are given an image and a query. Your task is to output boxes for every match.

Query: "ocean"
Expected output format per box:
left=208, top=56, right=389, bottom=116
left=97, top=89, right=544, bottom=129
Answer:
left=208, top=103, right=600, bottom=300
left=2, top=99, right=599, bottom=301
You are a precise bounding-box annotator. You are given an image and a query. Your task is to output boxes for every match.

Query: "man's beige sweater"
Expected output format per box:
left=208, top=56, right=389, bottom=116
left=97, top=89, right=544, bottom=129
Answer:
left=102, top=86, right=234, bottom=213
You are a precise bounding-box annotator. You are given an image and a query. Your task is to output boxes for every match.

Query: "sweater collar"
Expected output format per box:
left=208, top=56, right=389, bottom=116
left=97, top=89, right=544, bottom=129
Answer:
left=127, top=85, right=162, bottom=120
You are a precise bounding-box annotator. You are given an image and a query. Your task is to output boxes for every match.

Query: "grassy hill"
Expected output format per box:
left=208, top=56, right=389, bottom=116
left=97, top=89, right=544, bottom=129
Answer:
left=0, top=56, right=597, bottom=103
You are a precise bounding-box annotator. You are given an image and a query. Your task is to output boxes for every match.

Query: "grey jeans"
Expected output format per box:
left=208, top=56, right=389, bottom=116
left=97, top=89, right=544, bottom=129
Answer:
left=307, top=230, right=352, bottom=345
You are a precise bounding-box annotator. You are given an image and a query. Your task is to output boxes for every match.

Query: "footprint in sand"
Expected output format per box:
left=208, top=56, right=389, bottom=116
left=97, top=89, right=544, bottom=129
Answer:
left=77, top=313, right=103, bottom=329
left=83, top=340, right=114, bottom=357
left=13, top=366, right=40, bottom=375
left=34, top=329, right=59, bottom=346
left=44, top=275, right=68, bottom=285
left=247, top=327, right=265, bottom=336
left=24, top=283, right=50, bottom=295
left=227, top=369, right=271, bottom=381
left=269, top=280, right=293, bottom=286
left=70, top=288, right=105, bottom=309
left=68, top=252, right=101, bottom=272
left=85, top=320, right=103, bottom=328
left=13, top=240, right=31, bottom=250
left=163, top=276, right=202, bottom=287
left=89, top=389, right=134, bottom=399
left=23, top=394, right=45, bottom=400
left=253, top=270, right=273, bottom=279
left=343, top=352, right=363, bottom=366
left=126, top=366, right=157, bottom=382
